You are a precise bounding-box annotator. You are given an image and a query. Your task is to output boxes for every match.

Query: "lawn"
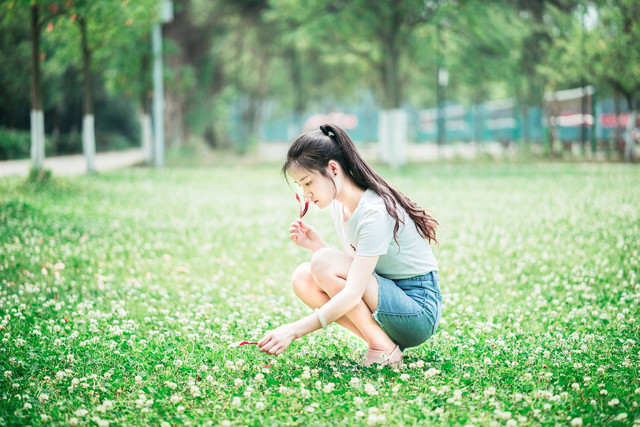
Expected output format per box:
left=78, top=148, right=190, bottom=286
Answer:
left=1, top=161, right=639, bottom=426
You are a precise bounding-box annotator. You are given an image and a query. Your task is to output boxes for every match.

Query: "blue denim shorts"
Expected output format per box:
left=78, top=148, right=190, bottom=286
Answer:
left=372, top=270, right=442, bottom=350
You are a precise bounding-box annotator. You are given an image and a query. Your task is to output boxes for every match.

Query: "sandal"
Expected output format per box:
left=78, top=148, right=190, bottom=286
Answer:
left=361, top=344, right=402, bottom=368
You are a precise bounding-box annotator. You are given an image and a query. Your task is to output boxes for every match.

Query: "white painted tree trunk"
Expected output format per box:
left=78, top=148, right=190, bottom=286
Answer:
left=140, top=111, right=153, bottom=164
left=82, top=114, right=96, bottom=173
left=30, top=109, right=45, bottom=170
left=378, top=109, right=408, bottom=168
left=624, top=110, right=637, bottom=162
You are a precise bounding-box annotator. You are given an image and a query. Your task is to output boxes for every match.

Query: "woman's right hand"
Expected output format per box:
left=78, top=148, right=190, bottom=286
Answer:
left=289, top=219, right=327, bottom=252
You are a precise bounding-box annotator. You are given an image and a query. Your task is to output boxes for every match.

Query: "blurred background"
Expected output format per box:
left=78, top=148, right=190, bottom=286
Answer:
left=1, top=0, right=639, bottom=168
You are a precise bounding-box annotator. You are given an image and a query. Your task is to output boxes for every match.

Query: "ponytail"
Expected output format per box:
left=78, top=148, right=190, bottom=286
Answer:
left=283, top=123, right=438, bottom=244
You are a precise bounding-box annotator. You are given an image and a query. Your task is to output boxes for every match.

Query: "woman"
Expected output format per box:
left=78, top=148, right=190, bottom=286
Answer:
left=259, top=124, right=442, bottom=367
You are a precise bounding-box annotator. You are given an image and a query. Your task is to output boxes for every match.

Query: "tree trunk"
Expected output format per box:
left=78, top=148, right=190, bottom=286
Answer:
left=521, top=104, right=530, bottom=145
left=288, top=45, right=304, bottom=139
left=30, top=4, right=45, bottom=171
left=378, top=23, right=407, bottom=167
left=79, top=16, right=96, bottom=173
left=614, top=91, right=623, bottom=157
left=623, top=106, right=637, bottom=162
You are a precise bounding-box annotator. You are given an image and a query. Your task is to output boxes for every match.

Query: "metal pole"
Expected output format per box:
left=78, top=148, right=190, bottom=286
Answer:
left=152, top=23, right=164, bottom=168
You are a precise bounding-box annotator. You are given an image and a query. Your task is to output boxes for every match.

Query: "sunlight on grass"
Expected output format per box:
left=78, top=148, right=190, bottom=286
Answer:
left=1, top=163, right=639, bottom=426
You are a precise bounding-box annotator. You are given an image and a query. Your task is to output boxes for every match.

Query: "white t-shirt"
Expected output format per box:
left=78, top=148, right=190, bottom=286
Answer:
left=330, top=188, right=438, bottom=280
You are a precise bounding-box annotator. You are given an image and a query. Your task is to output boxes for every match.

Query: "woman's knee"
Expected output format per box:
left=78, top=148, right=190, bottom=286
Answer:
left=291, top=262, right=314, bottom=296
left=309, top=248, right=341, bottom=280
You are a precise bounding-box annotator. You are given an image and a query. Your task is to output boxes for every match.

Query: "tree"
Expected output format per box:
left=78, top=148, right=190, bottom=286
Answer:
left=588, top=0, right=640, bottom=161
left=2, top=1, right=61, bottom=171
left=268, top=0, right=439, bottom=167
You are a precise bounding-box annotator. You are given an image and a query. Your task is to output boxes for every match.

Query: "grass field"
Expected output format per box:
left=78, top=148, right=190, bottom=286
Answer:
left=1, top=161, right=639, bottom=426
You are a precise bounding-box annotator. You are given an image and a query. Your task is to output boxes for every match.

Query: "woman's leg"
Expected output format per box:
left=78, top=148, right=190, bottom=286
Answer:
left=292, top=262, right=366, bottom=341
left=308, top=248, right=396, bottom=352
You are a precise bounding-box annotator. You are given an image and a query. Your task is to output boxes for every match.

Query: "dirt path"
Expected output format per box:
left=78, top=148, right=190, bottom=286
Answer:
left=0, top=149, right=145, bottom=178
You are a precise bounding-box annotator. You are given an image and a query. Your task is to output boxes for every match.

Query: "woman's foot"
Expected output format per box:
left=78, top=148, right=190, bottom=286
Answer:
left=361, top=344, right=402, bottom=368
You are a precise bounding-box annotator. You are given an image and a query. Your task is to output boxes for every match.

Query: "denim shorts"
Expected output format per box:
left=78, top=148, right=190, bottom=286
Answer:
left=372, top=270, right=442, bottom=350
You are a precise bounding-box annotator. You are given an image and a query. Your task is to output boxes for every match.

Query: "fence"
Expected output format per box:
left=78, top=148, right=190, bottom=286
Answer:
left=258, top=87, right=638, bottom=152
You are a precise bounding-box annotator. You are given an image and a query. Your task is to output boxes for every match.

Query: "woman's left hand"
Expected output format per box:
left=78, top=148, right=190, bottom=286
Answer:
left=258, top=324, right=298, bottom=355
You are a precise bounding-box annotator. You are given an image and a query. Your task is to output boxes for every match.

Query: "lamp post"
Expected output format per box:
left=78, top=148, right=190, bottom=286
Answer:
left=152, top=0, right=173, bottom=168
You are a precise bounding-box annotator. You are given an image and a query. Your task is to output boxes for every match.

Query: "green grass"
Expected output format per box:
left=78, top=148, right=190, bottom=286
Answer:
left=1, top=162, right=639, bottom=426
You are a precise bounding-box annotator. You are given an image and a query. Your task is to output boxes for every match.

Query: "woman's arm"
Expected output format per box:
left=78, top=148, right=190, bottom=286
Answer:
left=258, top=255, right=378, bottom=355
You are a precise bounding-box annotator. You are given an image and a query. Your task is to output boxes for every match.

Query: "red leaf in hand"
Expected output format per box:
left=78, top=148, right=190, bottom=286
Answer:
left=296, top=193, right=310, bottom=218
left=228, top=341, right=259, bottom=348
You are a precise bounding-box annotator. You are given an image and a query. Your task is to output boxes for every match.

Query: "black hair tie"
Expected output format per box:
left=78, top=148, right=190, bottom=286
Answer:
left=320, top=125, right=329, bottom=136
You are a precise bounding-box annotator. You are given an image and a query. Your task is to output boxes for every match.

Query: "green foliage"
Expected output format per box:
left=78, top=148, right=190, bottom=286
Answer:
left=0, top=128, right=31, bottom=160
left=0, top=163, right=639, bottom=425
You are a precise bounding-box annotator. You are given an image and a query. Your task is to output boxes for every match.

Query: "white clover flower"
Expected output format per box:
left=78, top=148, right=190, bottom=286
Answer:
left=355, top=411, right=365, bottom=417
left=39, top=393, right=48, bottom=403
left=484, top=387, right=496, bottom=397
left=231, top=397, right=241, bottom=407
left=23, top=402, right=32, bottom=409
left=424, top=368, right=440, bottom=378
left=3, top=371, right=11, bottom=378
left=174, top=360, right=183, bottom=367
left=350, top=377, right=360, bottom=385
left=255, top=401, right=265, bottom=410
left=234, top=378, right=243, bottom=387
left=170, top=394, right=183, bottom=404
left=364, top=383, right=378, bottom=396
left=600, top=389, right=608, bottom=395
left=103, top=372, right=111, bottom=380
left=300, top=388, right=311, bottom=398
left=615, top=413, right=627, bottom=421
left=164, top=381, right=177, bottom=390
left=323, top=383, right=335, bottom=393
left=74, top=408, right=89, bottom=417
left=190, top=385, right=201, bottom=397
left=400, top=373, right=410, bottom=381
left=69, top=417, right=79, bottom=426
left=135, top=375, right=143, bottom=382
left=570, top=417, right=583, bottom=426
left=56, top=371, right=66, bottom=380
left=608, top=399, right=620, bottom=406
left=254, top=373, right=264, bottom=383
left=354, top=397, right=363, bottom=405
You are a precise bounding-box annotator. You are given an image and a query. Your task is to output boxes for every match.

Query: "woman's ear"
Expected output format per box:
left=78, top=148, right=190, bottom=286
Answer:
left=327, top=160, right=339, bottom=176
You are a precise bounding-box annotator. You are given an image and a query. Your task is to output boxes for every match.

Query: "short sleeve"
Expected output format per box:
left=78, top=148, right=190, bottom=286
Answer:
left=355, top=204, right=394, bottom=256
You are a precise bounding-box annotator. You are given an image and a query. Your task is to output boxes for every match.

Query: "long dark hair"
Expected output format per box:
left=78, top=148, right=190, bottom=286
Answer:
left=282, top=123, right=438, bottom=244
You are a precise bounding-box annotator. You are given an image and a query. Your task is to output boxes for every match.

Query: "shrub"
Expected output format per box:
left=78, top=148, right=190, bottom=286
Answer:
left=0, top=127, right=30, bottom=160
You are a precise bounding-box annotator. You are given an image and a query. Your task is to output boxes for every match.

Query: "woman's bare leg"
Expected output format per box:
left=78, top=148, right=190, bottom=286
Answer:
left=292, top=263, right=366, bottom=341
left=309, top=248, right=396, bottom=352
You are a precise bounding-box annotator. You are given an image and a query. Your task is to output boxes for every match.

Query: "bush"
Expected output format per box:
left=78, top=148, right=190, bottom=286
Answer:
left=0, top=127, right=30, bottom=160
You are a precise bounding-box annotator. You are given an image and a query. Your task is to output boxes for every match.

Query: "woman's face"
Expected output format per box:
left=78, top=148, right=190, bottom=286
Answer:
left=289, top=166, right=336, bottom=210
